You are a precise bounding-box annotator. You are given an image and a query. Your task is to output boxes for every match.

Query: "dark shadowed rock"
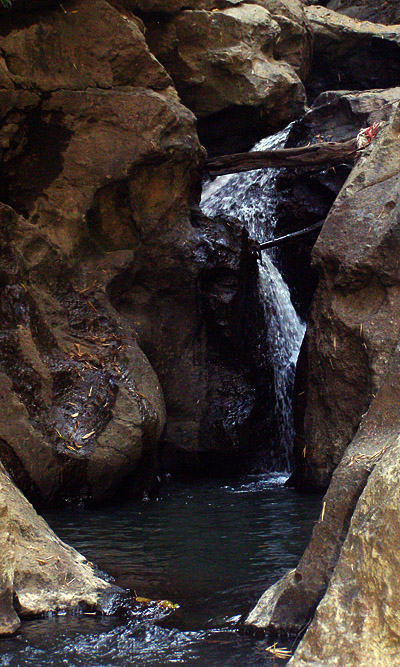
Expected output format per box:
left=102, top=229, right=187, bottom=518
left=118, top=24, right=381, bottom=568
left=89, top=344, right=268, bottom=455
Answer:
left=0, top=0, right=273, bottom=494
left=0, top=204, right=166, bottom=504
left=274, top=87, right=400, bottom=317
left=0, top=463, right=113, bottom=636
left=143, top=1, right=311, bottom=154
left=327, top=0, right=400, bottom=26
left=293, top=103, right=400, bottom=491
left=305, top=6, right=400, bottom=100
left=245, top=102, right=400, bottom=638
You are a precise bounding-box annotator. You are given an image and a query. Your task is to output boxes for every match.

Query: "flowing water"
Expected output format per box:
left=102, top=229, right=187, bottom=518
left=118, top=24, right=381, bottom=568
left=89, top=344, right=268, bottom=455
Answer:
left=0, top=130, right=316, bottom=666
left=201, top=128, right=305, bottom=469
left=0, top=476, right=321, bottom=667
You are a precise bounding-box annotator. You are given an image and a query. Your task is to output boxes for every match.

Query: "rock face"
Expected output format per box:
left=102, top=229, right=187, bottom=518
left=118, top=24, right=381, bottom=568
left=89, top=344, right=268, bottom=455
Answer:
left=327, top=0, right=400, bottom=26
left=143, top=1, right=312, bottom=154
left=0, top=0, right=176, bottom=503
left=0, top=462, right=113, bottom=636
left=293, top=104, right=400, bottom=491
left=245, top=101, right=400, bottom=640
left=305, top=6, right=400, bottom=99
left=275, top=86, right=400, bottom=317
left=289, top=403, right=400, bottom=667
left=0, top=0, right=272, bottom=499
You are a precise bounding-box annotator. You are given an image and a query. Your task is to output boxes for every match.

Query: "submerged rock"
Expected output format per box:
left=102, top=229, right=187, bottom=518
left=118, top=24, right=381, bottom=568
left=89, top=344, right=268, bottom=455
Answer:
left=0, top=462, right=113, bottom=636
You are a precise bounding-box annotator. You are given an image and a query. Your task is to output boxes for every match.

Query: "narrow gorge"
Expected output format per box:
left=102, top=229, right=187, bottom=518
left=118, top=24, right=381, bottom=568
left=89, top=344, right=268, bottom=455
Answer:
left=1, top=1, right=400, bottom=666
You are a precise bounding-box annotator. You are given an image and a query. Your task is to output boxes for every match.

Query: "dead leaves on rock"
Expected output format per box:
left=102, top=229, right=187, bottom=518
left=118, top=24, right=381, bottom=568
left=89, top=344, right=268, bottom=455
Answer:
left=135, top=596, right=179, bottom=611
left=346, top=446, right=387, bottom=467
left=266, top=643, right=292, bottom=660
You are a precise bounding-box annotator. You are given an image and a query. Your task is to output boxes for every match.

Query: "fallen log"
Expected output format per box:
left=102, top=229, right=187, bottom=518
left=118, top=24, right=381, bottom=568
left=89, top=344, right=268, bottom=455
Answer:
left=206, top=123, right=384, bottom=177
left=258, top=220, right=324, bottom=251
left=206, top=138, right=359, bottom=177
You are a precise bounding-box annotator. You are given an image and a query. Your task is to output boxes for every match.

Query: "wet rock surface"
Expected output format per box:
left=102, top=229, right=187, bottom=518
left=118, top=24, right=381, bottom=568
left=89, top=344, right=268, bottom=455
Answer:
left=0, top=462, right=113, bottom=637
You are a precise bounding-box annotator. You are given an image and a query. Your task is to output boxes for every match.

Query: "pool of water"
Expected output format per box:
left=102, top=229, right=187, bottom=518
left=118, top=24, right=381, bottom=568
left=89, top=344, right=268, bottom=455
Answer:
left=0, top=474, right=321, bottom=667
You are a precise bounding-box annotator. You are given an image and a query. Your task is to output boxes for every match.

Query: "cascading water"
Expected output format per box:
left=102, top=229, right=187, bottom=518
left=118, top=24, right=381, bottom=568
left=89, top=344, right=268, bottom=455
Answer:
left=201, top=127, right=305, bottom=470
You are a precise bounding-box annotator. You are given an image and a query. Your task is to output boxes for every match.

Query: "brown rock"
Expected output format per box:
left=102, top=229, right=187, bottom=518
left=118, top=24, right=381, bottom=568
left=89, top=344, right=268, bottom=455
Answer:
left=0, top=204, right=166, bottom=504
left=327, top=0, right=400, bottom=26
left=0, top=463, right=113, bottom=636
left=274, top=86, right=400, bottom=318
left=0, top=499, right=19, bottom=636
left=305, top=6, right=400, bottom=99
left=293, top=103, right=400, bottom=491
left=289, top=377, right=400, bottom=666
left=144, top=1, right=311, bottom=153
left=0, top=0, right=270, bottom=494
left=245, top=98, right=400, bottom=639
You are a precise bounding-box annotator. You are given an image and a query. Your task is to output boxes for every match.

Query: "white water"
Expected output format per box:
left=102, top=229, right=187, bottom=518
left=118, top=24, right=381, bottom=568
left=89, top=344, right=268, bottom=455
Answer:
left=201, top=128, right=305, bottom=470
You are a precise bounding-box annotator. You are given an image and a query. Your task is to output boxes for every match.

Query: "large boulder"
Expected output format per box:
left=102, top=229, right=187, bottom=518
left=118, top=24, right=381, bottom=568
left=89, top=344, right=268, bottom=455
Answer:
left=292, top=103, right=400, bottom=491
left=0, top=203, right=166, bottom=505
left=0, top=0, right=270, bottom=496
left=143, top=1, right=312, bottom=154
left=289, top=385, right=400, bottom=667
left=305, top=6, right=400, bottom=99
left=0, top=463, right=113, bottom=636
left=327, top=0, right=400, bottom=26
left=245, top=100, right=400, bottom=638
left=274, top=86, right=400, bottom=317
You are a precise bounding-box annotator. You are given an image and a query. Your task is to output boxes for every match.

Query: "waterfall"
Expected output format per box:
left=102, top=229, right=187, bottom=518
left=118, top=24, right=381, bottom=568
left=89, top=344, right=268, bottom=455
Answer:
left=201, top=127, right=305, bottom=471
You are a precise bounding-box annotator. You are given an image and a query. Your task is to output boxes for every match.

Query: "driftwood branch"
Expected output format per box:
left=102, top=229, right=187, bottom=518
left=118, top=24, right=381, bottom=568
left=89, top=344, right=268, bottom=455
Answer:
left=258, top=220, right=324, bottom=251
left=206, top=138, right=359, bottom=177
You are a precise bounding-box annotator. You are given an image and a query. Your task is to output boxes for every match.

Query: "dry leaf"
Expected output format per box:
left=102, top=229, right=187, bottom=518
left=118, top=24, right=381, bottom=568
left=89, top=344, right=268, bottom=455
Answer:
left=82, top=431, right=95, bottom=440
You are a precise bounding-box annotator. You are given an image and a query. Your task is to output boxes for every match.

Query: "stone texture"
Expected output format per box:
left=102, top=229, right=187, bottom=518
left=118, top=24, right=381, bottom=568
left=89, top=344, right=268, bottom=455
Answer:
left=0, top=203, right=166, bottom=505
left=144, top=1, right=312, bottom=153
left=327, top=0, right=400, bottom=26
left=274, top=87, right=400, bottom=318
left=0, top=0, right=272, bottom=496
left=289, top=393, right=400, bottom=667
left=305, top=6, right=400, bottom=99
left=245, top=100, right=400, bottom=639
left=0, top=462, right=113, bottom=636
left=292, top=103, right=400, bottom=491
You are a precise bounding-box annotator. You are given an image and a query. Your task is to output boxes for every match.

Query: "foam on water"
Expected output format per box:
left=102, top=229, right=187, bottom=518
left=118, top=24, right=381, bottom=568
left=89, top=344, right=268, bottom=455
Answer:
left=201, top=127, right=305, bottom=470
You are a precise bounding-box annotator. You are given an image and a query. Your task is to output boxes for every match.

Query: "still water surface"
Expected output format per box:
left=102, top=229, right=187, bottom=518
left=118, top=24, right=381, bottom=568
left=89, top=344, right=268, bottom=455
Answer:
left=0, top=475, right=321, bottom=667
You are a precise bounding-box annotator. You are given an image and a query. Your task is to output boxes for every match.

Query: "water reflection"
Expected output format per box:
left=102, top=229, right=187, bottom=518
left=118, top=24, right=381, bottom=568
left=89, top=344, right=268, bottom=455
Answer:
left=0, top=476, right=321, bottom=667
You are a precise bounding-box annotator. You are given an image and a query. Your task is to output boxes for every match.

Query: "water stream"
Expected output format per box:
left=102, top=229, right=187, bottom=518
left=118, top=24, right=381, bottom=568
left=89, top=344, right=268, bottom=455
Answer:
left=0, top=476, right=320, bottom=667
left=201, top=128, right=305, bottom=469
left=0, top=130, right=315, bottom=667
